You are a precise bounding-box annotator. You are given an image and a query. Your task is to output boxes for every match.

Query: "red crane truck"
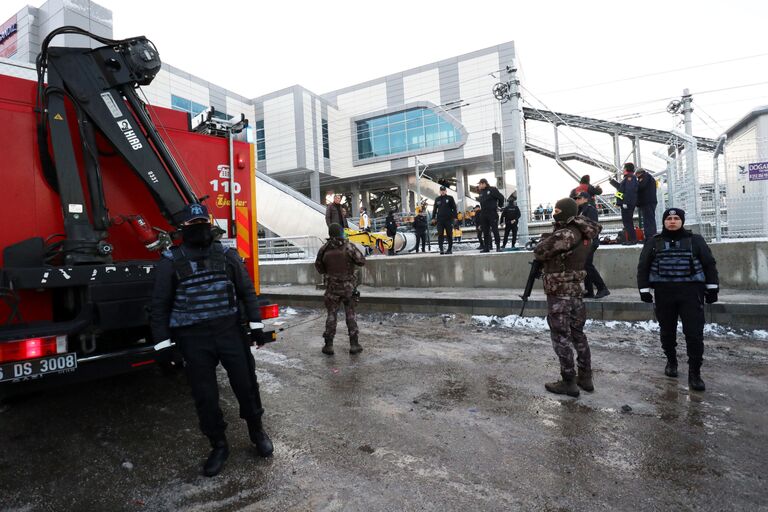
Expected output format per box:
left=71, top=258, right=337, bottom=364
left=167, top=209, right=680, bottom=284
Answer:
left=0, top=27, right=277, bottom=402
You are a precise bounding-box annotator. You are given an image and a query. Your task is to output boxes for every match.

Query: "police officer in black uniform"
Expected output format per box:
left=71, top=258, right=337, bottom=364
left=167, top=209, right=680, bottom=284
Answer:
left=477, top=178, right=505, bottom=252
left=574, top=191, right=610, bottom=299
left=637, top=208, right=719, bottom=391
left=500, top=199, right=521, bottom=249
left=431, top=185, right=457, bottom=255
left=151, top=203, right=273, bottom=477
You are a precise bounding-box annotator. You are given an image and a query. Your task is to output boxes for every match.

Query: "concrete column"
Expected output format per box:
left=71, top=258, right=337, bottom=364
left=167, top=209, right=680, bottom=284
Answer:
left=351, top=182, right=360, bottom=218
left=455, top=167, right=466, bottom=214
left=362, top=190, right=371, bottom=213
left=399, top=175, right=409, bottom=213
left=310, top=170, right=321, bottom=203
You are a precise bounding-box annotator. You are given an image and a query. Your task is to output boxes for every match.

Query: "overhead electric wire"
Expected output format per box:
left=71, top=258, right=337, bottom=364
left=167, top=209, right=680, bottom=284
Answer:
left=540, top=52, right=768, bottom=95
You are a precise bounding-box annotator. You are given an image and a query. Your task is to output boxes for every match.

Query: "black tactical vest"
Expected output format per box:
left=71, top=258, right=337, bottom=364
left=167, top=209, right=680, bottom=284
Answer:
left=649, top=236, right=705, bottom=283
left=166, top=244, right=238, bottom=327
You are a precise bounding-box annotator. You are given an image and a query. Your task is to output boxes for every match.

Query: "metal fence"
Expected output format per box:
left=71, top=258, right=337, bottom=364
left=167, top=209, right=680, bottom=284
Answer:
left=663, top=134, right=768, bottom=240
left=258, top=236, right=325, bottom=261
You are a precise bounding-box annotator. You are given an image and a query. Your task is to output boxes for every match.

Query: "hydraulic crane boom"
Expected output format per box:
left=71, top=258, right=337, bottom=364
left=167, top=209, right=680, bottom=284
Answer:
left=36, top=26, right=199, bottom=264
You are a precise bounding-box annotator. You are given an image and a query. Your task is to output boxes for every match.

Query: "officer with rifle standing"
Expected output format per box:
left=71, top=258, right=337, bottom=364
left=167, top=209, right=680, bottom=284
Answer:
left=533, top=197, right=602, bottom=397
left=315, top=223, right=366, bottom=355
left=150, top=203, right=273, bottom=478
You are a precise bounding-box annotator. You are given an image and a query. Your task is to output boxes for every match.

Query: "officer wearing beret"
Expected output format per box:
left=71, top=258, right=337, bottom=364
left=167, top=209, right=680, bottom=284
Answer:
left=637, top=208, right=719, bottom=391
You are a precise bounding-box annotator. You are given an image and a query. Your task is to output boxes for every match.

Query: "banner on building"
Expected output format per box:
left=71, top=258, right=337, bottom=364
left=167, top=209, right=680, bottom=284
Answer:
left=0, top=15, right=18, bottom=59
left=748, top=161, right=768, bottom=181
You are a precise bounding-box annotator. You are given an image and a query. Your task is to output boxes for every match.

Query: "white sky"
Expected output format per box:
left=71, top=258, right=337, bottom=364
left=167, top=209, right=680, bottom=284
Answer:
left=6, top=0, right=768, bottom=207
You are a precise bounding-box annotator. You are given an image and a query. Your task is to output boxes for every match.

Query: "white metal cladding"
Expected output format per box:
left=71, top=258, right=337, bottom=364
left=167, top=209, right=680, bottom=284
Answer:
left=0, top=57, right=36, bottom=80
left=403, top=68, right=445, bottom=166
left=263, top=93, right=297, bottom=173
left=302, top=91, right=314, bottom=171
left=404, top=68, right=442, bottom=108
left=314, top=98, right=324, bottom=171
left=458, top=52, right=501, bottom=159
left=333, top=82, right=391, bottom=179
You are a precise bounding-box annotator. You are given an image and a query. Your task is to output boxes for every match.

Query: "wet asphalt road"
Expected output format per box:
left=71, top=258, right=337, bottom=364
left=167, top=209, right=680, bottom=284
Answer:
left=1, top=309, right=767, bottom=512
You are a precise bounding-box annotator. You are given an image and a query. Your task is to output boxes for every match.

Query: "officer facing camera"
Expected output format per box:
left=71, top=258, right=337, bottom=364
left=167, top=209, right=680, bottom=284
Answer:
left=150, top=203, right=273, bottom=478
left=637, top=207, right=719, bottom=392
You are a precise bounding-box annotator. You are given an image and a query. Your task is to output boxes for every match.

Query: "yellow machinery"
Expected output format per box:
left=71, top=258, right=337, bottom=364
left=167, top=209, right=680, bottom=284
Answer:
left=345, top=228, right=394, bottom=252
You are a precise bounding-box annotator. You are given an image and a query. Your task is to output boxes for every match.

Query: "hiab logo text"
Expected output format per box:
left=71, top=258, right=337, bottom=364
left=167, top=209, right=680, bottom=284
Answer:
left=117, top=119, right=143, bottom=150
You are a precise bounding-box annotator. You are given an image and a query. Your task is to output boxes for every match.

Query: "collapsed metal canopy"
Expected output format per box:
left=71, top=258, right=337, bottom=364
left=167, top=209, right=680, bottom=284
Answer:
left=522, top=107, right=718, bottom=152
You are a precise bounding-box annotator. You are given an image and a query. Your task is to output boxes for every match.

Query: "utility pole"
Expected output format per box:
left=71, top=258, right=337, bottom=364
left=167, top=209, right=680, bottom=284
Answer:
left=681, top=88, right=700, bottom=228
left=506, top=61, right=529, bottom=239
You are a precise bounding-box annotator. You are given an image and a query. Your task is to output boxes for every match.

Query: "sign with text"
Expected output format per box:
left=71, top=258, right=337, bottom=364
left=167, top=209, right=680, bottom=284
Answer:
left=748, top=161, right=768, bottom=181
left=0, top=15, right=18, bottom=59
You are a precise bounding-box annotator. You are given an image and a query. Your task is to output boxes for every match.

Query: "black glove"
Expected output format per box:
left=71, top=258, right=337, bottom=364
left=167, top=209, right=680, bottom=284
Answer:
left=705, top=290, right=718, bottom=304
left=640, top=291, right=653, bottom=303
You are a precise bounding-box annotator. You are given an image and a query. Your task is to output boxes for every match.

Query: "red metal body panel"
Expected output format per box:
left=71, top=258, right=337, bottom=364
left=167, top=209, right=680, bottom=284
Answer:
left=0, top=74, right=255, bottom=322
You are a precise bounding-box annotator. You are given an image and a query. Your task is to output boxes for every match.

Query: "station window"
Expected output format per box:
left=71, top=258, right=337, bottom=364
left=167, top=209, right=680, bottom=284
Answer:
left=356, top=107, right=461, bottom=160
left=171, top=94, right=207, bottom=116
left=256, top=120, right=266, bottom=161
left=322, top=118, right=330, bottom=159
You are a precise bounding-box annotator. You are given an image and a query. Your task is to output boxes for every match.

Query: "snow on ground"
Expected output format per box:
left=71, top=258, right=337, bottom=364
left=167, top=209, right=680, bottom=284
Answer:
left=472, top=314, right=767, bottom=340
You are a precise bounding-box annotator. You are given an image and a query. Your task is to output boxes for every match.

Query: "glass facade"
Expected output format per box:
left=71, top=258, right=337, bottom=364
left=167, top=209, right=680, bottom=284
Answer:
left=170, top=94, right=207, bottom=116
left=356, top=107, right=461, bottom=160
left=255, top=120, right=266, bottom=161
left=322, top=119, right=330, bottom=159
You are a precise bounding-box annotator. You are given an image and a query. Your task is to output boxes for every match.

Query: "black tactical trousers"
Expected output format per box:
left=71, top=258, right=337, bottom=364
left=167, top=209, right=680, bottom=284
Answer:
left=415, top=231, right=427, bottom=252
left=502, top=223, right=518, bottom=247
left=479, top=213, right=500, bottom=250
left=638, top=204, right=658, bottom=238
left=436, top=219, right=453, bottom=252
left=174, top=314, right=264, bottom=440
left=654, top=283, right=705, bottom=369
left=584, top=242, right=606, bottom=294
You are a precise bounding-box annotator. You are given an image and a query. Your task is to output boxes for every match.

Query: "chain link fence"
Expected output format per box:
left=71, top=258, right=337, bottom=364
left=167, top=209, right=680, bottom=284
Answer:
left=660, top=133, right=767, bottom=241
left=721, top=134, right=768, bottom=239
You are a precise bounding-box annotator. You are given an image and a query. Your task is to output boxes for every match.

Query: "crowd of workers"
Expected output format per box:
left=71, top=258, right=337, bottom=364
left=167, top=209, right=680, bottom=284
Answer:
left=146, top=162, right=718, bottom=478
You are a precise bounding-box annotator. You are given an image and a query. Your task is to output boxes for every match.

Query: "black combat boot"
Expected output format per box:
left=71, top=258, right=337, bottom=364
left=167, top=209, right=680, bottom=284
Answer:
left=664, top=356, right=678, bottom=378
left=247, top=417, right=274, bottom=457
left=545, top=373, right=580, bottom=397
left=202, top=436, right=229, bottom=477
left=688, top=367, right=705, bottom=392
left=594, top=288, right=611, bottom=299
left=349, top=335, right=363, bottom=355
left=577, top=369, right=594, bottom=392
left=322, top=336, right=334, bottom=355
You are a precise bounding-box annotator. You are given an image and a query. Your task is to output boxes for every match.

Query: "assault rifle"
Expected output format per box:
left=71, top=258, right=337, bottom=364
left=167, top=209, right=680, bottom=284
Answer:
left=518, top=260, right=543, bottom=318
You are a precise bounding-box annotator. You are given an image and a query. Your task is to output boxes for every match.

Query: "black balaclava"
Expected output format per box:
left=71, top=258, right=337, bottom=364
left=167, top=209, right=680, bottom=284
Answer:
left=182, top=223, right=214, bottom=248
left=553, top=197, right=578, bottom=225
left=328, top=223, right=344, bottom=239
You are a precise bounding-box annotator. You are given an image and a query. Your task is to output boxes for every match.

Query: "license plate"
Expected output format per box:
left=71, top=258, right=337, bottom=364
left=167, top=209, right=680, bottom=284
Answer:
left=0, top=353, right=78, bottom=383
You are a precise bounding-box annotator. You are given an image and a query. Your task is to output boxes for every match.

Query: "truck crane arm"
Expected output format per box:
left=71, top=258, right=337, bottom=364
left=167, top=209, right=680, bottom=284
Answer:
left=35, top=26, right=200, bottom=264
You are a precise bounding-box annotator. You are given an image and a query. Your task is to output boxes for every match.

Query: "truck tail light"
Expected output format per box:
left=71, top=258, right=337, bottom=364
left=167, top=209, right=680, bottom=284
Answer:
left=260, top=304, right=279, bottom=320
left=0, top=335, right=66, bottom=364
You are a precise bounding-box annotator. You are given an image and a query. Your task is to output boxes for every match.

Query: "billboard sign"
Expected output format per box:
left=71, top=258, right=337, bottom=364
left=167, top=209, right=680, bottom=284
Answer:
left=0, top=15, right=18, bottom=59
left=748, top=161, right=768, bottom=181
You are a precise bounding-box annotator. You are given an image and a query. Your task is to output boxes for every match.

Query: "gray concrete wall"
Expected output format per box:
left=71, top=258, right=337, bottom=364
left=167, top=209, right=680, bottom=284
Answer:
left=259, top=240, right=768, bottom=290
